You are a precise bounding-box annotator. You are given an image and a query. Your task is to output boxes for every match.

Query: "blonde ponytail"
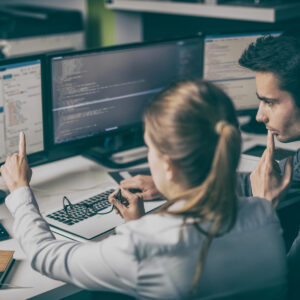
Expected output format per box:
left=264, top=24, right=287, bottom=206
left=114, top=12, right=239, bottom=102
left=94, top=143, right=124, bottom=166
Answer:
left=160, top=121, right=240, bottom=222
left=189, top=122, right=241, bottom=293
left=144, top=80, right=241, bottom=293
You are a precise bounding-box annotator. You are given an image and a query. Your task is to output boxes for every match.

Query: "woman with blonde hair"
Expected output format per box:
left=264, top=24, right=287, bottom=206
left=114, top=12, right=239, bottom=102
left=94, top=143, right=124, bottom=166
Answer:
left=2, top=80, right=286, bottom=299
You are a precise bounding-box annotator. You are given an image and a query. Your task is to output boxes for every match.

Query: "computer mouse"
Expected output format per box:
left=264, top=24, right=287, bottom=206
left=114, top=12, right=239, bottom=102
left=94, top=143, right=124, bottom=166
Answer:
left=0, top=190, right=7, bottom=204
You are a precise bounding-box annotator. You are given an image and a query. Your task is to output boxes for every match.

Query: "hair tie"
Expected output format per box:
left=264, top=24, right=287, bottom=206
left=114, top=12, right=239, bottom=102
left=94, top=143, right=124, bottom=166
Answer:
left=215, top=121, right=229, bottom=135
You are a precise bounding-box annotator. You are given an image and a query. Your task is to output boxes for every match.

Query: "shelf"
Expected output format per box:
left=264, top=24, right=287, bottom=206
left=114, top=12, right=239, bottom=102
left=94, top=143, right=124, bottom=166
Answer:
left=106, top=0, right=300, bottom=23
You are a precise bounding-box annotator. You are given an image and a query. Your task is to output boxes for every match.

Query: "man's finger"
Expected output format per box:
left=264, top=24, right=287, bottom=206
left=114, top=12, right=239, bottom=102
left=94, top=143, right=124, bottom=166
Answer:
left=19, top=132, right=26, bottom=157
left=259, top=148, right=268, bottom=164
left=266, top=130, right=275, bottom=160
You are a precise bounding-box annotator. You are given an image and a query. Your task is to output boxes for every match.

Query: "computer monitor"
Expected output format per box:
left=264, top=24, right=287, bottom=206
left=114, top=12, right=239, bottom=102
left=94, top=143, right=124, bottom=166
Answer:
left=0, top=56, right=46, bottom=165
left=203, top=31, right=281, bottom=133
left=203, top=32, right=263, bottom=113
left=48, top=37, right=203, bottom=166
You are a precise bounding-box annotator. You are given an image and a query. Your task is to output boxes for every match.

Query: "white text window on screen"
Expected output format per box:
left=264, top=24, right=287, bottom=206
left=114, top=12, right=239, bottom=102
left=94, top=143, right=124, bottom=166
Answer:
left=0, top=60, right=44, bottom=162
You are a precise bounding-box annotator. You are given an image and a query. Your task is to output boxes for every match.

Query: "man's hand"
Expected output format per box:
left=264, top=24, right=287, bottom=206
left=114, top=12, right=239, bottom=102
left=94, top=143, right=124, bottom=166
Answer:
left=109, top=188, right=145, bottom=221
left=0, top=132, right=32, bottom=193
left=250, top=130, right=293, bottom=207
left=120, top=175, right=162, bottom=201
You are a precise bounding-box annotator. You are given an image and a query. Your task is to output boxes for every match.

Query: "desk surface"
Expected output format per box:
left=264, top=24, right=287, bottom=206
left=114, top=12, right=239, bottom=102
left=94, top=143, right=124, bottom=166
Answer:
left=0, top=131, right=299, bottom=299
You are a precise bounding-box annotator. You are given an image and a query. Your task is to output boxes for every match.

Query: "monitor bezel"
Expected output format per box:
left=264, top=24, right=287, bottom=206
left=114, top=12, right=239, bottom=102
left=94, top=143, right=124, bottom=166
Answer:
left=0, top=54, right=47, bottom=166
left=45, top=35, right=204, bottom=158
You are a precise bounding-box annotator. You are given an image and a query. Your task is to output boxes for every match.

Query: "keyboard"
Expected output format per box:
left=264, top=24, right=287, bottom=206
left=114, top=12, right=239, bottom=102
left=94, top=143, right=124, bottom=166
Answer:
left=46, top=189, right=114, bottom=226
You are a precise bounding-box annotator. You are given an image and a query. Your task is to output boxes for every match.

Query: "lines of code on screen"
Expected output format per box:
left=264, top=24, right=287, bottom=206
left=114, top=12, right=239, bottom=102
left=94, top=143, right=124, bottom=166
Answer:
left=51, top=39, right=203, bottom=144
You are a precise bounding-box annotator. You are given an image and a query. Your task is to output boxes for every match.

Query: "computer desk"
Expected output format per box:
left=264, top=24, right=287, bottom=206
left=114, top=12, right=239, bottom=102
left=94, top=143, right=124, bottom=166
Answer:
left=0, top=130, right=300, bottom=300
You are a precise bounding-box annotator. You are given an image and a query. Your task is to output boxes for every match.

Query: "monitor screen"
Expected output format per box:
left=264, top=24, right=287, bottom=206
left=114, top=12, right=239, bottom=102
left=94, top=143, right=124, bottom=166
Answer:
left=50, top=37, right=203, bottom=146
left=0, top=57, right=45, bottom=164
left=203, top=32, right=280, bottom=113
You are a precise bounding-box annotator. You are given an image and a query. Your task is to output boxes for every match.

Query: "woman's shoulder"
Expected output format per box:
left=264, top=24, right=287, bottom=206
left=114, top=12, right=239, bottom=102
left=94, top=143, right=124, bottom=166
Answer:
left=116, top=213, right=182, bottom=237
left=115, top=213, right=194, bottom=260
left=116, top=197, right=279, bottom=236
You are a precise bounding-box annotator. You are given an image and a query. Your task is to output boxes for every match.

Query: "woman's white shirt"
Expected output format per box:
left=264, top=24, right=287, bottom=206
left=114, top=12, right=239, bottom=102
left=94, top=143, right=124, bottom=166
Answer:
left=5, top=187, right=287, bottom=300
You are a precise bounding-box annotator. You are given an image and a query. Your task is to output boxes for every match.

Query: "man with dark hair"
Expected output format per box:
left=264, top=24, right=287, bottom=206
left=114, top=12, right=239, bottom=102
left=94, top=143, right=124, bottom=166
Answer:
left=238, top=34, right=300, bottom=300
left=122, top=33, right=300, bottom=211
left=237, top=34, right=300, bottom=201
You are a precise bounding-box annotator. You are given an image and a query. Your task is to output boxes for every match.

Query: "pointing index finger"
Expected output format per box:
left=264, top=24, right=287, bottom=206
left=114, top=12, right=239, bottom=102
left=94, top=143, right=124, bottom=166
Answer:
left=19, top=132, right=26, bottom=157
left=266, top=130, right=275, bottom=161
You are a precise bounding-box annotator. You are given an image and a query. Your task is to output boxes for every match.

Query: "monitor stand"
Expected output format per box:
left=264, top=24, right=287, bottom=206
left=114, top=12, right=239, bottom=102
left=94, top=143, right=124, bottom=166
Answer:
left=240, top=115, right=267, bottom=135
left=82, top=145, right=148, bottom=169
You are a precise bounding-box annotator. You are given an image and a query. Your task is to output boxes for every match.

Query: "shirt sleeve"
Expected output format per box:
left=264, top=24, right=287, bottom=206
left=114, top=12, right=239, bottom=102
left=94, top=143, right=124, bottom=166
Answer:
left=278, top=150, right=300, bottom=207
left=5, top=187, right=138, bottom=296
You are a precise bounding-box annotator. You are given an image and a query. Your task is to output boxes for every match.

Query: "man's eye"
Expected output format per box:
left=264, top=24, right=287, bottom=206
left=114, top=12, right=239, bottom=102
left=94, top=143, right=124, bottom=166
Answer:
left=264, top=100, right=273, bottom=106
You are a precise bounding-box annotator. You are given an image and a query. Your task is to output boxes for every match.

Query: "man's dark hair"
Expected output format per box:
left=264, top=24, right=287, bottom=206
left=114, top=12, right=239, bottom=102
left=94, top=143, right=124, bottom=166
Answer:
left=239, top=34, right=300, bottom=108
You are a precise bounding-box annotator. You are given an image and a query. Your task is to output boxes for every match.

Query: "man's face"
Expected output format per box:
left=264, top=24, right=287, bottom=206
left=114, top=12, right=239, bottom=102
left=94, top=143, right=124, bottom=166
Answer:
left=255, top=72, right=300, bottom=142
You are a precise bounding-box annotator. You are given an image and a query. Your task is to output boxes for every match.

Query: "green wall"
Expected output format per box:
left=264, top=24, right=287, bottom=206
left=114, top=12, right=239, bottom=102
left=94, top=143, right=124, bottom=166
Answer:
left=87, top=0, right=115, bottom=48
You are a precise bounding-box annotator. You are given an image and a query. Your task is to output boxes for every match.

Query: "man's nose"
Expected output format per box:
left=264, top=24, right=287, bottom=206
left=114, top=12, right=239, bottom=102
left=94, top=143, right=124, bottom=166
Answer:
left=256, top=103, right=268, bottom=123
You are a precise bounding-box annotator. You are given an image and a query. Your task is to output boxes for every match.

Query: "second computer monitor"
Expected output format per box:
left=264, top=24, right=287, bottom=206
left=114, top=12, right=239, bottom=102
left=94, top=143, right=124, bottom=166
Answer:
left=0, top=56, right=45, bottom=164
left=203, top=32, right=281, bottom=114
left=49, top=37, right=203, bottom=146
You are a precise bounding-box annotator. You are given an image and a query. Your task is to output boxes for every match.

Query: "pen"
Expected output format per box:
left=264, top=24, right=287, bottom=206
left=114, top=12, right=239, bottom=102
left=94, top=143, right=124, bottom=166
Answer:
left=115, top=189, right=129, bottom=206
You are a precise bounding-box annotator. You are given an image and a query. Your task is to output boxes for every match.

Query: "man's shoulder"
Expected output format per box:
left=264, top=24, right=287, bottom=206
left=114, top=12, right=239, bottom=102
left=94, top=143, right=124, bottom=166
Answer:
left=278, top=147, right=300, bottom=178
left=293, top=147, right=300, bottom=168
